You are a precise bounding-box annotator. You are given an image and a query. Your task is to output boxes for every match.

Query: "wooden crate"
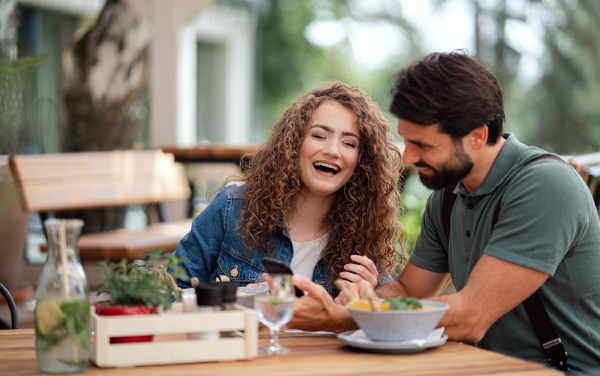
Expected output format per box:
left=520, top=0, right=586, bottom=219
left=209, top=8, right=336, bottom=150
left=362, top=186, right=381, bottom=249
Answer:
left=90, top=303, right=258, bottom=367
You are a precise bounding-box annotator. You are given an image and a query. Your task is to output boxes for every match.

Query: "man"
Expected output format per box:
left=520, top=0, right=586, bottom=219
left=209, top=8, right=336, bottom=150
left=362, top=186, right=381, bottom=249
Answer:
left=288, top=50, right=600, bottom=372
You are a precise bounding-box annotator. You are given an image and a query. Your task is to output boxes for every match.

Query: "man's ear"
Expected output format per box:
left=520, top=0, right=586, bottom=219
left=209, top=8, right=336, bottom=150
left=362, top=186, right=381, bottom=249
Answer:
left=468, top=125, right=488, bottom=150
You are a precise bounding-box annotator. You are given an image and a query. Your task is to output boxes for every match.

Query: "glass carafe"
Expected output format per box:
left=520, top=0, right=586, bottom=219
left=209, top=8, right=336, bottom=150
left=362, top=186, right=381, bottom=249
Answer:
left=34, top=219, right=90, bottom=374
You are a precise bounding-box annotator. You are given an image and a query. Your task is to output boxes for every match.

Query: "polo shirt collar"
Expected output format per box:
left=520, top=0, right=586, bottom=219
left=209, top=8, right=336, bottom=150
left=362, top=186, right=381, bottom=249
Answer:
left=454, top=133, right=540, bottom=197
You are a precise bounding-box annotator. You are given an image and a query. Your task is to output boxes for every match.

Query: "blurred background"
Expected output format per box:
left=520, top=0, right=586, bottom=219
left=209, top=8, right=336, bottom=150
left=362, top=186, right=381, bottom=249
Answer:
left=1, top=0, right=599, bottom=291
left=2, top=0, right=600, bottom=156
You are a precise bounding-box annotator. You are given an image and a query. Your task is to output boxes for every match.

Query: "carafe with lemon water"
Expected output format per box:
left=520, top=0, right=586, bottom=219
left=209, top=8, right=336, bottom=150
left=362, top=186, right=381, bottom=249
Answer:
left=34, top=219, right=90, bottom=374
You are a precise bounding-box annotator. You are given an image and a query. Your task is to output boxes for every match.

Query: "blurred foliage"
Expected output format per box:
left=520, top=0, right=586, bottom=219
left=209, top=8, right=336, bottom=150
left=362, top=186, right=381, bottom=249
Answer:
left=255, top=0, right=420, bottom=134
left=256, top=0, right=345, bottom=127
left=0, top=54, right=50, bottom=84
left=399, top=175, right=431, bottom=256
left=0, top=54, right=50, bottom=154
left=526, top=0, right=600, bottom=154
left=433, top=0, right=600, bottom=154
left=257, top=0, right=600, bottom=154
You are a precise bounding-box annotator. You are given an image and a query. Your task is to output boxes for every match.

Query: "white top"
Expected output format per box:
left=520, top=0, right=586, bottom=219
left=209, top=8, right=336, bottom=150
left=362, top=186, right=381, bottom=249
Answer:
left=290, top=233, right=329, bottom=280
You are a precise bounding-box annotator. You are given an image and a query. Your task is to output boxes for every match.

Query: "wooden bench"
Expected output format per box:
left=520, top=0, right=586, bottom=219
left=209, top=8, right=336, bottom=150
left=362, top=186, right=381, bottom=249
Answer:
left=9, top=150, right=193, bottom=262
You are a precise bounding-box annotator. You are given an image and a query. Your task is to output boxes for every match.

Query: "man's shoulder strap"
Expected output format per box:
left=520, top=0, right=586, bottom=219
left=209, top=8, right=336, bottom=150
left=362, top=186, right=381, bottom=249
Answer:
left=442, top=154, right=564, bottom=242
left=491, top=155, right=564, bottom=226
left=440, top=154, right=568, bottom=372
left=442, top=183, right=458, bottom=245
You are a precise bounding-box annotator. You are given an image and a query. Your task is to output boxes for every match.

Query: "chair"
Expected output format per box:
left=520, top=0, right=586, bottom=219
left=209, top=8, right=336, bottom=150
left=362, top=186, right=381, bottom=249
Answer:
left=9, top=149, right=193, bottom=262
left=568, top=152, right=600, bottom=209
left=0, top=283, right=19, bottom=329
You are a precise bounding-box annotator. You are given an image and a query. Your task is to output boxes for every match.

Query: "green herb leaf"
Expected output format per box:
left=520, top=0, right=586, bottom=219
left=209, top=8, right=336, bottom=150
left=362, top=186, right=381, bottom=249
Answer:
left=95, top=249, right=187, bottom=311
left=385, top=296, right=423, bottom=311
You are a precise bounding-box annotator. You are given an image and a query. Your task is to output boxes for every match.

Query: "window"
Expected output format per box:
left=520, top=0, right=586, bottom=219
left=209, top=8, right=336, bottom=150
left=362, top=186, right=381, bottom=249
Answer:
left=196, top=41, right=226, bottom=143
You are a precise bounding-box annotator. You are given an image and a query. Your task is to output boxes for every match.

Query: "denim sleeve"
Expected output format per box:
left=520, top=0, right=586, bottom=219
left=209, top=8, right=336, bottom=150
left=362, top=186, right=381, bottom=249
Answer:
left=173, top=187, right=230, bottom=288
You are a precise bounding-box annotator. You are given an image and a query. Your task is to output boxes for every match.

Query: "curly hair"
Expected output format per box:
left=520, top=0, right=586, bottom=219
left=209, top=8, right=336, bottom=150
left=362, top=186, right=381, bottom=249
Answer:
left=224, top=81, right=407, bottom=283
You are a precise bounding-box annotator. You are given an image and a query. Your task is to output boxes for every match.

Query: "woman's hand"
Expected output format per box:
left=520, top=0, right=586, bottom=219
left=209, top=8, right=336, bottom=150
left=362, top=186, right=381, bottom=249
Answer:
left=333, top=278, right=377, bottom=305
left=287, top=275, right=358, bottom=333
left=339, top=255, right=378, bottom=287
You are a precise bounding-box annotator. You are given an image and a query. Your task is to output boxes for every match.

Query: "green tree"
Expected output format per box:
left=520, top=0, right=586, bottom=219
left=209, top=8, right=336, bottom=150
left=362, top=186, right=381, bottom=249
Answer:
left=526, top=0, right=600, bottom=154
left=256, top=0, right=330, bottom=129
left=439, top=0, right=600, bottom=154
left=255, top=0, right=420, bottom=133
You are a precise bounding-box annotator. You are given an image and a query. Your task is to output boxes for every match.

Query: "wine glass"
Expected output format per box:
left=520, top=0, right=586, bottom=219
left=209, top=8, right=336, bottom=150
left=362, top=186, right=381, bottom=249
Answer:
left=254, top=273, right=296, bottom=354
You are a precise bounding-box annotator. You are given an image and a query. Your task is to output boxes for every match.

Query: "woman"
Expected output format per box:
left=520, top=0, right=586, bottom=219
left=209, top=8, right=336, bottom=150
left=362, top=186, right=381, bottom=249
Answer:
left=174, top=82, right=406, bottom=296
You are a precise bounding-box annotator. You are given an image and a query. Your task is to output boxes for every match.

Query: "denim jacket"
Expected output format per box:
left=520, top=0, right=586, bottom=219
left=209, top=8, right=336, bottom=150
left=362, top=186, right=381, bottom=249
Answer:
left=174, top=184, right=339, bottom=297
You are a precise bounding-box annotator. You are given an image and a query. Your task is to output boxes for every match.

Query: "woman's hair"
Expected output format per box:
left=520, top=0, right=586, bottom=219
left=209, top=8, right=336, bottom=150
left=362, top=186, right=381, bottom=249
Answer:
left=389, top=49, right=505, bottom=145
left=225, top=81, right=406, bottom=282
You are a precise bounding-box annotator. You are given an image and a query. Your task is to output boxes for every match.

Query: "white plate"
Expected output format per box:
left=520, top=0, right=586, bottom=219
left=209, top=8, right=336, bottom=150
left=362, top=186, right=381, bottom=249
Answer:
left=337, top=329, right=448, bottom=353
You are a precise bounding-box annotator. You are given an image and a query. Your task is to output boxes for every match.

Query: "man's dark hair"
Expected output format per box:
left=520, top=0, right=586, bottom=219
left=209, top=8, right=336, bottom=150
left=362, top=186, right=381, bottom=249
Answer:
left=389, top=50, right=505, bottom=145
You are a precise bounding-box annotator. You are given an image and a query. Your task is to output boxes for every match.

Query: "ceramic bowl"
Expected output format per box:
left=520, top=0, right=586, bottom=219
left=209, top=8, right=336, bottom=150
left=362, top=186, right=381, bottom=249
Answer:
left=347, top=300, right=449, bottom=341
left=235, top=286, right=256, bottom=308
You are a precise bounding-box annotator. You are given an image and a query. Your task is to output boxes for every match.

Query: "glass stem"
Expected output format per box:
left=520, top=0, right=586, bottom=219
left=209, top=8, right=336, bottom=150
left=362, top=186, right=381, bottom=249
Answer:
left=269, top=327, right=281, bottom=352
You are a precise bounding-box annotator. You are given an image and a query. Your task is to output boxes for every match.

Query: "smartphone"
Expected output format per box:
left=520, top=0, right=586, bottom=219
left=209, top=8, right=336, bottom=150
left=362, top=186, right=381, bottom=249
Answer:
left=261, top=257, right=304, bottom=298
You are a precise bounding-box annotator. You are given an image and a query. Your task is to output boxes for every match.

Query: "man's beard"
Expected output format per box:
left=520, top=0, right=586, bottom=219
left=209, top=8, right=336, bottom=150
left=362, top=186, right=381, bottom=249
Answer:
left=416, top=143, right=474, bottom=190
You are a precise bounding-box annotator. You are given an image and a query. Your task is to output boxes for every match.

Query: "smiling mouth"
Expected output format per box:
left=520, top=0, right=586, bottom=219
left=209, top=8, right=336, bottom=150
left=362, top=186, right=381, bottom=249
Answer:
left=414, top=163, right=433, bottom=174
left=314, top=162, right=340, bottom=175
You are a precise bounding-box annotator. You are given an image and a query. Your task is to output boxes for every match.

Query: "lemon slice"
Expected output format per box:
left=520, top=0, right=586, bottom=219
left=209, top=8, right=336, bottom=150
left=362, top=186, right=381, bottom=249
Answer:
left=374, top=300, right=390, bottom=311
left=35, top=300, right=66, bottom=335
left=348, top=299, right=373, bottom=311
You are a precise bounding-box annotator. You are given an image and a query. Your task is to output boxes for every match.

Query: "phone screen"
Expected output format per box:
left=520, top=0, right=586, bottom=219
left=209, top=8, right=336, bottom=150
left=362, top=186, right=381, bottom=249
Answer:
left=261, top=257, right=304, bottom=297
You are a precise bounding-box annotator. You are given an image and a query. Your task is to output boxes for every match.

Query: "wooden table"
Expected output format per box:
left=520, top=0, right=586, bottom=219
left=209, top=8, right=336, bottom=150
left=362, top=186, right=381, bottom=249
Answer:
left=10, top=150, right=193, bottom=263
left=162, top=143, right=415, bottom=196
left=161, top=144, right=260, bottom=216
left=161, top=144, right=259, bottom=166
left=0, top=329, right=562, bottom=376
left=75, top=219, right=194, bottom=261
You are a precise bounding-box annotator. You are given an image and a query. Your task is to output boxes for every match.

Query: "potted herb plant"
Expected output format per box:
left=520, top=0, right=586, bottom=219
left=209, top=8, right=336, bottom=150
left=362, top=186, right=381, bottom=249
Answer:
left=95, top=249, right=186, bottom=343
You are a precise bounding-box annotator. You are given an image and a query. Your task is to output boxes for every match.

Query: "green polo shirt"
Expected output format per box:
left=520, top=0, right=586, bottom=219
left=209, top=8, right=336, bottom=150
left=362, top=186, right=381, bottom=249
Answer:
left=410, top=133, right=600, bottom=370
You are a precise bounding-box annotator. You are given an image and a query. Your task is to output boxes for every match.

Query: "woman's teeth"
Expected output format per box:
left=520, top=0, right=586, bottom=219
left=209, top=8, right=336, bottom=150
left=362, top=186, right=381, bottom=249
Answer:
left=314, top=162, right=339, bottom=174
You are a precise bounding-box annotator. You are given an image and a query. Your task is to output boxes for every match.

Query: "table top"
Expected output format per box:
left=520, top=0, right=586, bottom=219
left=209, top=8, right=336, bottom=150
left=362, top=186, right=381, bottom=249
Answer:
left=161, top=144, right=259, bottom=164
left=0, top=329, right=562, bottom=376
left=77, top=219, right=193, bottom=261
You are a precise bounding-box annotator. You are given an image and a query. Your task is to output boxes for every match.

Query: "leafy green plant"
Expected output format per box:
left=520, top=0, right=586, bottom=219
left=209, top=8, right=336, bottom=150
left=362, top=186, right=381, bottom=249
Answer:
left=399, top=175, right=431, bottom=256
left=96, top=249, right=187, bottom=311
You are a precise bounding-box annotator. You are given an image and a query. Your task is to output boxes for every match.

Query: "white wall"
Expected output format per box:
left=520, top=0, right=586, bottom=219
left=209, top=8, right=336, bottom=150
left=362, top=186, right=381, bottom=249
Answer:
left=140, top=0, right=257, bottom=147
left=177, top=2, right=257, bottom=146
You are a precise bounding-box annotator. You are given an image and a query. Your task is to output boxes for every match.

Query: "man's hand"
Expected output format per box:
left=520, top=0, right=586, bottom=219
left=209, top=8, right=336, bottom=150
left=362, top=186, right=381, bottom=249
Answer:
left=430, top=254, right=549, bottom=343
left=339, top=255, right=379, bottom=287
left=287, top=275, right=358, bottom=333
